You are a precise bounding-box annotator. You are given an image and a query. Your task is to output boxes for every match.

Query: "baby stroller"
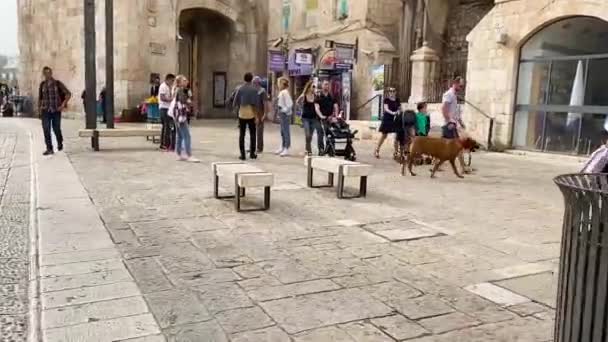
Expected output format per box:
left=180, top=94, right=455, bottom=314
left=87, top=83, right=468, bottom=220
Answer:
left=323, top=117, right=358, bottom=161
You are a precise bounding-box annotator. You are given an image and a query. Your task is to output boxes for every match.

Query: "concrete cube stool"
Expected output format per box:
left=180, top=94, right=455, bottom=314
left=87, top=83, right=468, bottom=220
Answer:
left=212, top=162, right=274, bottom=212
left=305, top=156, right=371, bottom=199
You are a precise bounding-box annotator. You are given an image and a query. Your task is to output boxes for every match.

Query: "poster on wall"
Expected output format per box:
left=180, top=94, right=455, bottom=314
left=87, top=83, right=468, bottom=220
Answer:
left=342, top=72, right=351, bottom=121
left=370, top=65, right=385, bottom=121
left=213, top=72, right=227, bottom=108
left=305, top=0, right=318, bottom=27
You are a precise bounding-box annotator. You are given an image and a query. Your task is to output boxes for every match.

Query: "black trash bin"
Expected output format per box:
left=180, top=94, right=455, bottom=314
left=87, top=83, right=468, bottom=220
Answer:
left=554, top=173, right=608, bottom=342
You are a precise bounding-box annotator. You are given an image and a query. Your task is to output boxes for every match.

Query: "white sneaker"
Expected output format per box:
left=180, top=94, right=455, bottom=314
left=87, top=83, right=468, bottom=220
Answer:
left=275, top=147, right=284, bottom=155
left=187, top=157, right=200, bottom=163
left=280, top=149, right=289, bottom=157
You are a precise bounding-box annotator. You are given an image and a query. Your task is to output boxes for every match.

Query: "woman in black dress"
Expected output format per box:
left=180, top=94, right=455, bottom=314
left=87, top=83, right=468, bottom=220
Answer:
left=375, top=87, right=400, bottom=159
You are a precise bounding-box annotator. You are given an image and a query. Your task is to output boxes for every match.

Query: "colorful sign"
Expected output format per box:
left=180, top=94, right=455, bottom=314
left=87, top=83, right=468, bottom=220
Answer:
left=268, top=51, right=285, bottom=72
left=295, top=52, right=313, bottom=65
left=370, top=65, right=385, bottom=121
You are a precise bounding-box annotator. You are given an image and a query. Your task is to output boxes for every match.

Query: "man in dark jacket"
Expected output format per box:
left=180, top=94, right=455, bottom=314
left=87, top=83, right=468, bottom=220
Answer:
left=39, top=66, right=71, bottom=155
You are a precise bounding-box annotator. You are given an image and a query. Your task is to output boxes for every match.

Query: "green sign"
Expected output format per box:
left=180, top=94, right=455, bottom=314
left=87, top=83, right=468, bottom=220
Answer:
left=282, top=0, right=291, bottom=31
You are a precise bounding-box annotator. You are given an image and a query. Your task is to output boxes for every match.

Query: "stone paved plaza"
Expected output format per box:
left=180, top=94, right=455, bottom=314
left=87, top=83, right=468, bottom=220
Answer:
left=0, top=118, right=583, bottom=341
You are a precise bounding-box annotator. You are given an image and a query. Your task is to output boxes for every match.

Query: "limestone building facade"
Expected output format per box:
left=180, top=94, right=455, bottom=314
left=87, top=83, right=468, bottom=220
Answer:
left=18, top=0, right=268, bottom=118
left=466, top=0, right=608, bottom=154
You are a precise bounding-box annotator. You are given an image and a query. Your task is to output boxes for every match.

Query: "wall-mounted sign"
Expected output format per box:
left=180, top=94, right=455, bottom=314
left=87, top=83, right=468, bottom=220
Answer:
left=149, top=42, right=166, bottom=55
left=268, top=51, right=285, bottom=72
left=295, top=53, right=313, bottom=65
left=335, top=42, right=355, bottom=65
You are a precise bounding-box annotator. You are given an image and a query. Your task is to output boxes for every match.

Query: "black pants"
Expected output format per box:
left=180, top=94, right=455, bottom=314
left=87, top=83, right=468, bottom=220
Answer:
left=160, top=108, right=175, bottom=149
left=239, top=118, right=256, bottom=157
left=41, top=111, right=63, bottom=151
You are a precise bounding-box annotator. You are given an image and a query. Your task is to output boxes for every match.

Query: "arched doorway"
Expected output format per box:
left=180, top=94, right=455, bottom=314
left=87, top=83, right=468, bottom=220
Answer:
left=513, top=16, right=608, bottom=154
left=178, top=8, right=237, bottom=118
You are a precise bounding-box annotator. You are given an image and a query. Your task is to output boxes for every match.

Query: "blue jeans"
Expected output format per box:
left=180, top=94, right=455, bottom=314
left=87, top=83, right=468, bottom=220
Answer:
left=175, top=122, right=192, bottom=157
left=302, top=118, right=324, bottom=154
left=280, top=112, right=291, bottom=149
left=41, top=111, right=63, bottom=151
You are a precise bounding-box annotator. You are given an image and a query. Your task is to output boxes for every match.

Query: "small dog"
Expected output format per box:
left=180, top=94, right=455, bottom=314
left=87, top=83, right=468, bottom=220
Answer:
left=403, top=136, right=479, bottom=178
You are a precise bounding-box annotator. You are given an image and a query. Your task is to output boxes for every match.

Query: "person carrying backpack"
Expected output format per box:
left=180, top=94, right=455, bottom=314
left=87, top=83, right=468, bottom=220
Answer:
left=39, top=66, right=71, bottom=156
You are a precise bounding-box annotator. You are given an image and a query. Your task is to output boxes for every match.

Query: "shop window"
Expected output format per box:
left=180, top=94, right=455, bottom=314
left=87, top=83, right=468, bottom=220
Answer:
left=514, top=16, right=608, bottom=155
left=334, top=0, right=349, bottom=21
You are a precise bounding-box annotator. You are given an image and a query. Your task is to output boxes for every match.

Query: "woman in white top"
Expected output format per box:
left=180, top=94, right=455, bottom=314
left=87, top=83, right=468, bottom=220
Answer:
left=276, top=77, right=293, bottom=157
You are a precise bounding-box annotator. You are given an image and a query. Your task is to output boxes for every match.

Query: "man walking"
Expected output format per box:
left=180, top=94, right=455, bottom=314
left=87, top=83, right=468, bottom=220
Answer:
left=39, top=66, right=71, bottom=155
left=159, top=74, right=176, bottom=151
left=442, top=76, right=470, bottom=172
left=314, top=80, right=339, bottom=154
left=252, top=76, right=268, bottom=153
left=233, top=73, right=259, bottom=160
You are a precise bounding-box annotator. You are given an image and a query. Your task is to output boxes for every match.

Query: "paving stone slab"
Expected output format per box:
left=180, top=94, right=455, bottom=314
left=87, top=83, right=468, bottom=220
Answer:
left=124, top=258, right=173, bottom=294
left=42, top=296, right=150, bottom=329
left=41, top=281, right=141, bottom=309
left=40, top=258, right=125, bottom=278
left=294, top=326, right=355, bottom=342
left=168, top=268, right=240, bottom=288
left=230, top=326, right=291, bottom=342
left=418, top=312, right=481, bottom=334
left=373, top=228, right=442, bottom=242
left=41, top=248, right=122, bottom=266
left=215, top=306, right=275, bottom=334
left=119, top=335, right=167, bottom=342
left=145, top=289, right=211, bottom=329
left=371, top=314, right=429, bottom=340
left=39, top=231, right=115, bottom=255
left=491, top=263, right=555, bottom=280
left=338, top=321, right=394, bottom=342
left=238, top=275, right=282, bottom=290
left=43, top=313, right=160, bottom=342
left=192, top=283, right=254, bottom=315
left=465, top=283, right=531, bottom=307
left=41, top=267, right=133, bottom=293
left=508, top=302, right=552, bottom=317
left=163, top=321, right=228, bottom=342
left=495, top=272, right=557, bottom=308
left=248, top=279, right=341, bottom=302
left=0, top=314, right=27, bottom=341
left=260, top=288, right=393, bottom=334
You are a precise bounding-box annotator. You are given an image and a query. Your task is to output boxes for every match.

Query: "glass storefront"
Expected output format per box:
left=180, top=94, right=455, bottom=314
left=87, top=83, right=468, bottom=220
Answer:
left=513, top=16, right=608, bottom=155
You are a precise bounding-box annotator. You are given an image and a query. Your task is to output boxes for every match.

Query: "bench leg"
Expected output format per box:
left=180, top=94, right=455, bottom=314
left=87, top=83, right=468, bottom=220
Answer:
left=337, top=165, right=345, bottom=199
left=307, top=158, right=313, bottom=188
left=360, top=176, right=368, bottom=198
left=91, top=130, right=100, bottom=152
left=264, top=186, right=271, bottom=210
left=214, top=174, right=219, bottom=199
left=235, top=175, right=242, bottom=212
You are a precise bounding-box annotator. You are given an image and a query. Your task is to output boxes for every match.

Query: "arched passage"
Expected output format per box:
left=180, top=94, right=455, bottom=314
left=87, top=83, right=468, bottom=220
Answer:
left=178, top=8, right=237, bottom=118
left=512, top=16, right=608, bottom=154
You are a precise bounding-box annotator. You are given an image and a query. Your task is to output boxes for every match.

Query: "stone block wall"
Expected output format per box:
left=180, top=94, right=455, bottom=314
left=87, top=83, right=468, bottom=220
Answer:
left=440, top=0, right=493, bottom=83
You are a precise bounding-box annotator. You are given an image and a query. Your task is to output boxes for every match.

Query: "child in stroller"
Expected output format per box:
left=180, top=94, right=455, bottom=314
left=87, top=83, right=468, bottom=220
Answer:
left=323, top=115, right=358, bottom=161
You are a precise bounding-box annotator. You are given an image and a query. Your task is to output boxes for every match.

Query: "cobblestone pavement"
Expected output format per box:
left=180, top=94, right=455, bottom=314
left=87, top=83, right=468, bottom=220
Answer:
left=0, top=121, right=31, bottom=342
left=51, top=118, right=582, bottom=341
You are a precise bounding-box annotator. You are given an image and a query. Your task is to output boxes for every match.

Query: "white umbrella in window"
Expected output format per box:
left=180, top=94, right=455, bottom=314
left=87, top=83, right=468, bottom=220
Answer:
left=567, top=60, right=584, bottom=127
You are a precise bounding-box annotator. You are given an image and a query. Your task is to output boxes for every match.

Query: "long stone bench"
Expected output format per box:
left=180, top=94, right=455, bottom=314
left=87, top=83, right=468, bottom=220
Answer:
left=78, top=128, right=161, bottom=151
left=212, top=162, right=274, bottom=212
left=305, top=156, right=372, bottom=199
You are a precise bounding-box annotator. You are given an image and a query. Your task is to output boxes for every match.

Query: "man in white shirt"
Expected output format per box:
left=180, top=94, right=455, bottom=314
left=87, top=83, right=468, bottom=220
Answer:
left=159, top=74, right=176, bottom=151
left=442, top=76, right=470, bottom=173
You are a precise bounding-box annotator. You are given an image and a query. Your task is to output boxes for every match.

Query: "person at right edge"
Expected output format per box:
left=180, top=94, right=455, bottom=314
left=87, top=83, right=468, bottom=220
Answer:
left=442, top=76, right=471, bottom=173
left=39, top=66, right=71, bottom=156
left=234, top=73, right=259, bottom=160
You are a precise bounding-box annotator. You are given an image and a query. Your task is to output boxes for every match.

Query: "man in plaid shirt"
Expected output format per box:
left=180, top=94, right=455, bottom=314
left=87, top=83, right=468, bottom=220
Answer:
left=38, top=66, right=71, bottom=155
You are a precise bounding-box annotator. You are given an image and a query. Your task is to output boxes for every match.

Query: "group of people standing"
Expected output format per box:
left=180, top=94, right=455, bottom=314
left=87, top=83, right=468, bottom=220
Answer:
left=231, top=74, right=340, bottom=160
left=374, top=77, right=471, bottom=172
left=158, top=73, right=199, bottom=162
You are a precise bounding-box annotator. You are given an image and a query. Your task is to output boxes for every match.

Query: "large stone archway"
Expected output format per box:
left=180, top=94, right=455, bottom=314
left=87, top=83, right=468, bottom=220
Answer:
left=175, top=0, right=262, bottom=118
left=465, top=0, right=608, bottom=150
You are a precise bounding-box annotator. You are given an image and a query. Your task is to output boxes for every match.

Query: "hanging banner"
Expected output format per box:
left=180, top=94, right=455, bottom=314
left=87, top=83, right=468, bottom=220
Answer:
left=268, top=51, right=285, bottom=72
left=342, top=71, right=352, bottom=121
left=334, top=42, right=355, bottom=69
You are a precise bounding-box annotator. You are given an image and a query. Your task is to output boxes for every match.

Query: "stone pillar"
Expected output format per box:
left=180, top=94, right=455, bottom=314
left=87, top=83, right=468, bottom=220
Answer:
left=409, top=42, right=439, bottom=104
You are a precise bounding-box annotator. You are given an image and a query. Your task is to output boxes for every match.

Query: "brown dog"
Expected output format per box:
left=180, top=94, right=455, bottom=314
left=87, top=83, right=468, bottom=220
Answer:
left=403, top=136, right=478, bottom=178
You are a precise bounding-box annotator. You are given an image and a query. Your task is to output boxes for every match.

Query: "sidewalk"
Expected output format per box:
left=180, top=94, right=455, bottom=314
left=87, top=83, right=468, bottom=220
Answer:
left=9, top=118, right=164, bottom=342
left=5, top=117, right=581, bottom=341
